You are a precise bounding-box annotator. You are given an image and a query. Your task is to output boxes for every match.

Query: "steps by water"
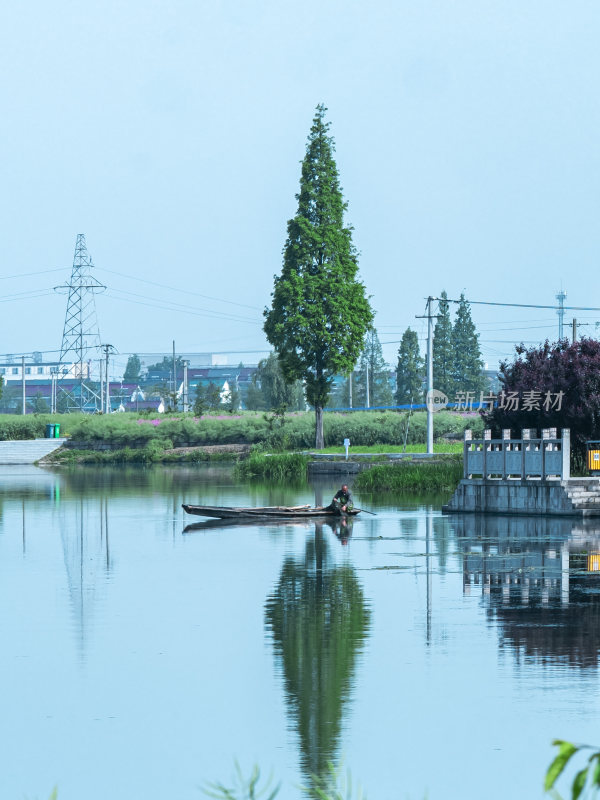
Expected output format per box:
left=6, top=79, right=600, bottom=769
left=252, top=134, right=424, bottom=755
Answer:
left=0, top=439, right=66, bottom=465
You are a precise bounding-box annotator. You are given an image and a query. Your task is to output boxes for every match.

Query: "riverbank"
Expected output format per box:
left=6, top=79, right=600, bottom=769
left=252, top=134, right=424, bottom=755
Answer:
left=41, top=439, right=464, bottom=493
left=40, top=442, right=249, bottom=465
left=27, top=410, right=470, bottom=490
left=2, top=409, right=481, bottom=449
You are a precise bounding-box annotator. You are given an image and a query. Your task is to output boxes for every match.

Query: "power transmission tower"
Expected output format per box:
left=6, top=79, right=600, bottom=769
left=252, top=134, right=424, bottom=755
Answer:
left=55, top=234, right=105, bottom=412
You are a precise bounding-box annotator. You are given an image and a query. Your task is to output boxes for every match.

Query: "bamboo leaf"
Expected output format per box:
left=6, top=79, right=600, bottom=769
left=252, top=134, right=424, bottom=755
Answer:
left=592, top=755, right=600, bottom=787
left=572, top=766, right=588, bottom=800
left=545, top=741, right=579, bottom=790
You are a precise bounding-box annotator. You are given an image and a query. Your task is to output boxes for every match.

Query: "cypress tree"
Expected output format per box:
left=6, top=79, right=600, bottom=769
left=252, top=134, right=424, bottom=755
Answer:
left=452, top=293, right=485, bottom=394
left=123, top=354, right=142, bottom=382
left=264, top=105, right=373, bottom=447
left=433, top=290, right=454, bottom=397
left=354, top=328, right=393, bottom=408
left=395, top=327, right=424, bottom=405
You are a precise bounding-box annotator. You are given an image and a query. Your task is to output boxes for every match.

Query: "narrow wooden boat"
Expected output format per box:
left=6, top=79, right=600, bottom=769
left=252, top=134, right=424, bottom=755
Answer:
left=181, top=503, right=361, bottom=520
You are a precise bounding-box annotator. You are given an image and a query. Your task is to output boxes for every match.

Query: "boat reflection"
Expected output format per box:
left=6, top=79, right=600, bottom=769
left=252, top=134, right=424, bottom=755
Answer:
left=264, top=522, right=370, bottom=792
left=452, top=515, right=600, bottom=668
left=183, top=515, right=356, bottom=537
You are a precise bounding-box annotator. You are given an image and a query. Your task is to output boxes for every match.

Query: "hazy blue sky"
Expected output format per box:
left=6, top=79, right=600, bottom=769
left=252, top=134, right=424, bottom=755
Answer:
left=1, top=0, right=599, bottom=374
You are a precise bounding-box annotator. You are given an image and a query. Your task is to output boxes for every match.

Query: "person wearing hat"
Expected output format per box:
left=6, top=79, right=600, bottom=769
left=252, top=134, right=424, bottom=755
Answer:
left=329, top=484, right=353, bottom=514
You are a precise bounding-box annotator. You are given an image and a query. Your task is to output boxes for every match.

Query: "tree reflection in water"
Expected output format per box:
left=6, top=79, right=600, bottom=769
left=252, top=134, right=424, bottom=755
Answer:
left=264, top=522, right=370, bottom=792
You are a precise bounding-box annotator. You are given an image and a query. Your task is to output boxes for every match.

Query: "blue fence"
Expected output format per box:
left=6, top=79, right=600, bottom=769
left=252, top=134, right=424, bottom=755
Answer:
left=324, top=403, right=486, bottom=412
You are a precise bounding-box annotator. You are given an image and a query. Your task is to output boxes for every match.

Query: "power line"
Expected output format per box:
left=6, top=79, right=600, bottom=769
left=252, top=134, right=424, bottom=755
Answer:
left=97, top=266, right=263, bottom=312
left=0, top=290, right=56, bottom=303
left=103, top=289, right=262, bottom=325
left=0, top=267, right=66, bottom=281
left=439, top=296, right=600, bottom=312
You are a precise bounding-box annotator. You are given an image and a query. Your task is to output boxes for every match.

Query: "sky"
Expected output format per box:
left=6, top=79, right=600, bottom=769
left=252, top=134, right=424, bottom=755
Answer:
left=1, top=0, right=600, bottom=377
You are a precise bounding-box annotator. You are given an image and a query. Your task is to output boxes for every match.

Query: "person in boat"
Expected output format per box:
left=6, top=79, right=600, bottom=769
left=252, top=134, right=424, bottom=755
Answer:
left=330, top=484, right=353, bottom=514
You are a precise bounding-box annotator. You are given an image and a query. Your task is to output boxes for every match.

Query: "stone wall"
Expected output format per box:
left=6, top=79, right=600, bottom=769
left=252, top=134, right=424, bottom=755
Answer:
left=443, top=479, right=576, bottom=516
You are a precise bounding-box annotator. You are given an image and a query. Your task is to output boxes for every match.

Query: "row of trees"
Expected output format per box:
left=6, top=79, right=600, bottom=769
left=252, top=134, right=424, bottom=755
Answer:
left=433, top=291, right=485, bottom=398
left=395, top=292, right=485, bottom=404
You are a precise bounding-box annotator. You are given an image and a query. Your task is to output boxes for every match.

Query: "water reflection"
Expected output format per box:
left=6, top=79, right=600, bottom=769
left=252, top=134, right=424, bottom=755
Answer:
left=329, top=516, right=354, bottom=545
left=60, top=496, right=112, bottom=658
left=452, top=515, right=600, bottom=668
left=264, top=522, right=370, bottom=792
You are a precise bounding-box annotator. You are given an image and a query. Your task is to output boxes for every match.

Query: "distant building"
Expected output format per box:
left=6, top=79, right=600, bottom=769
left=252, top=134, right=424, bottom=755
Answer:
left=0, top=360, right=84, bottom=381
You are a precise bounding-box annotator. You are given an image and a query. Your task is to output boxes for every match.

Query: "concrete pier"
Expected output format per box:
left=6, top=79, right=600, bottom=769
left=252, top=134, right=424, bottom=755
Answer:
left=443, top=478, right=600, bottom=517
left=443, top=428, right=600, bottom=516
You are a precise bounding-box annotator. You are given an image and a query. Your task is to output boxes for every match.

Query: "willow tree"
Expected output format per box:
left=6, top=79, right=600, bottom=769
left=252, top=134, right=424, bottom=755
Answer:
left=264, top=104, right=373, bottom=448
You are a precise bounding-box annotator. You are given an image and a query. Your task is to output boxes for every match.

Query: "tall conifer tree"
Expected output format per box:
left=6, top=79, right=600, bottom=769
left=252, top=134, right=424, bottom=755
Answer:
left=354, top=328, right=393, bottom=408
left=452, top=293, right=485, bottom=394
left=264, top=105, right=373, bottom=447
left=123, top=354, right=142, bottom=382
left=395, top=327, right=423, bottom=405
left=433, top=290, right=454, bottom=397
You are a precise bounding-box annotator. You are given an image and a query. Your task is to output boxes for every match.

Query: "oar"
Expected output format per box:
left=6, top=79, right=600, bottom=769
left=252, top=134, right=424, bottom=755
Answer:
left=354, top=507, right=377, bottom=516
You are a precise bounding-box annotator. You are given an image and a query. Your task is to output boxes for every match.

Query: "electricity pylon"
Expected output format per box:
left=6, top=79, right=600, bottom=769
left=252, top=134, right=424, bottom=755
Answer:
left=55, top=234, right=105, bottom=412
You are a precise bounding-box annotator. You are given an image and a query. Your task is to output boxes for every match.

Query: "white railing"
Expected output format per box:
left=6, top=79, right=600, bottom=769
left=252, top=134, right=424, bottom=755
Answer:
left=463, top=428, right=570, bottom=480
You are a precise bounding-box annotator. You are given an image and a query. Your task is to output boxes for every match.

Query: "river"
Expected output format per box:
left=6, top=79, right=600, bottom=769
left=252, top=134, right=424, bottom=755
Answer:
left=0, top=465, right=598, bottom=799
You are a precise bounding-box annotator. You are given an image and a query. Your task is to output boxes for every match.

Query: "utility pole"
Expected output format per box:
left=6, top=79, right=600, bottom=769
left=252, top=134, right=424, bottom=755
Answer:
left=21, top=355, right=26, bottom=415
left=101, top=344, right=115, bottom=414
left=556, top=289, right=567, bottom=340
left=572, top=318, right=577, bottom=343
left=349, top=372, right=353, bottom=409
left=365, top=362, right=370, bottom=408
left=99, top=359, right=103, bottom=413
left=172, top=340, right=177, bottom=410
left=416, top=296, right=437, bottom=455
left=51, top=369, right=57, bottom=414
left=426, top=297, right=433, bottom=454
left=183, top=360, right=189, bottom=413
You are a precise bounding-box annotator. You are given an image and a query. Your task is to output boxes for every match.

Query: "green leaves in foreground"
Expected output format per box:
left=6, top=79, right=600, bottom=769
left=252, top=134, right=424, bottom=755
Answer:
left=203, top=761, right=365, bottom=800
left=304, top=761, right=366, bottom=800
left=203, top=762, right=280, bottom=800
left=545, top=740, right=600, bottom=799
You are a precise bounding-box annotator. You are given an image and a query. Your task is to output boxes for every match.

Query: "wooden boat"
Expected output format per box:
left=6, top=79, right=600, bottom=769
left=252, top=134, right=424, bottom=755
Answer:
left=181, top=503, right=361, bottom=520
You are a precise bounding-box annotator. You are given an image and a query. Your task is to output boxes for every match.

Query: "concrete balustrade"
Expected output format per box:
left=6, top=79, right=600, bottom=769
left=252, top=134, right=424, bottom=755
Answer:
left=463, top=428, right=570, bottom=481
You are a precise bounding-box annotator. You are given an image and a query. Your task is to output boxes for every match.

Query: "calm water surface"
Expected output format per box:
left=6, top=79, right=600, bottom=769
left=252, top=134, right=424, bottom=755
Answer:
left=1, top=465, right=599, bottom=799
